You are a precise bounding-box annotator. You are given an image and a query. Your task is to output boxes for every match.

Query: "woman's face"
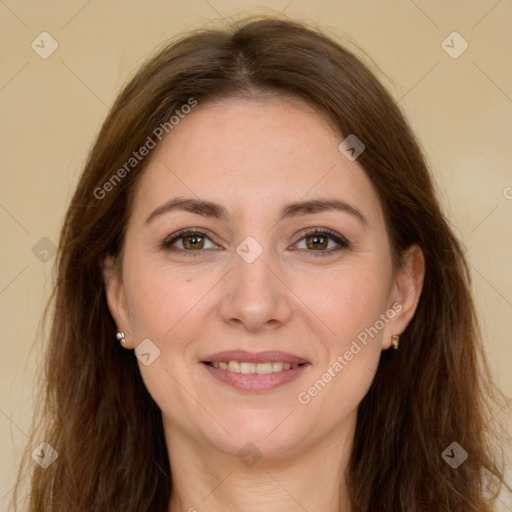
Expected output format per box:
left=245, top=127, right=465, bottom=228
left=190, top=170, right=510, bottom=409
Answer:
left=104, top=96, right=423, bottom=461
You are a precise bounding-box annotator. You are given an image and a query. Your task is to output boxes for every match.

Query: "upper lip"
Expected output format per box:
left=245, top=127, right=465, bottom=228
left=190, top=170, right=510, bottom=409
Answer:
left=202, top=350, right=309, bottom=365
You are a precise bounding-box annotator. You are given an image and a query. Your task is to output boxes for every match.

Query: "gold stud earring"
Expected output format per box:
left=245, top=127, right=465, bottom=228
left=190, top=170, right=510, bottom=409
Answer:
left=391, top=334, right=400, bottom=350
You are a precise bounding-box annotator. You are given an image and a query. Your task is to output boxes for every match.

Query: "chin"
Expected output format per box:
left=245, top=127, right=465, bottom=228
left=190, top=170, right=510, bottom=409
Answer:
left=201, top=411, right=308, bottom=458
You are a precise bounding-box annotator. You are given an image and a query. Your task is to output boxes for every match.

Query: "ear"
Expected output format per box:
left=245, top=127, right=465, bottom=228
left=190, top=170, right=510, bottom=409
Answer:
left=102, top=255, right=134, bottom=349
left=382, top=244, right=425, bottom=350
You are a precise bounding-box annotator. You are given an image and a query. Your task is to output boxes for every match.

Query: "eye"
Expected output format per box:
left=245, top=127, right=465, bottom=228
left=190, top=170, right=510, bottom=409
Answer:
left=293, top=228, right=350, bottom=256
left=161, top=227, right=350, bottom=257
left=162, top=229, right=217, bottom=255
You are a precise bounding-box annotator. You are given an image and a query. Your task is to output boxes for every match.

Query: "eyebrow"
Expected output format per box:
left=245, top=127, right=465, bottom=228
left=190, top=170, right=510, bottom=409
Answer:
left=145, top=196, right=368, bottom=226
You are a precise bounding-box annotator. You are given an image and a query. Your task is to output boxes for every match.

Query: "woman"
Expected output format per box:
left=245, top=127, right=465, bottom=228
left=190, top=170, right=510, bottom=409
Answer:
left=13, top=16, right=510, bottom=512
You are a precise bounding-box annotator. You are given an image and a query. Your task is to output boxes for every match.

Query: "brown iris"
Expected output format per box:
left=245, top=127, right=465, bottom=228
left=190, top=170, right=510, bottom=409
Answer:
left=305, top=234, right=328, bottom=250
left=182, top=235, right=205, bottom=250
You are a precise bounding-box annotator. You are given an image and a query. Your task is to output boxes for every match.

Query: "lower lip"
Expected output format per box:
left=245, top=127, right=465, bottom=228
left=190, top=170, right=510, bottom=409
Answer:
left=202, top=363, right=310, bottom=392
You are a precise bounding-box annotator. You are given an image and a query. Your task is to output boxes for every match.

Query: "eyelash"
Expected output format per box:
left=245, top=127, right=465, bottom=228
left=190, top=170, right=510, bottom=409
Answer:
left=161, top=228, right=350, bottom=258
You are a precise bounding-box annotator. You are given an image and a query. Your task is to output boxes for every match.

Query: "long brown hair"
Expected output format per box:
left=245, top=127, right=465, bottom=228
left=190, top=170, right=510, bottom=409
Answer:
left=13, top=16, right=510, bottom=511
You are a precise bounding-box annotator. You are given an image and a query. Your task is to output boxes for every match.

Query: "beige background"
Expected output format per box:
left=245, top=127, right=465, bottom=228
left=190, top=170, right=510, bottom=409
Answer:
left=1, top=0, right=511, bottom=509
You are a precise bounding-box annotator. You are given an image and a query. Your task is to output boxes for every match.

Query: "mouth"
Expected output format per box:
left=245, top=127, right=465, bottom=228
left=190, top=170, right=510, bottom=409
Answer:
left=200, top=350, right=311, bottom=392
left=203, top=360, right=306, bottom=373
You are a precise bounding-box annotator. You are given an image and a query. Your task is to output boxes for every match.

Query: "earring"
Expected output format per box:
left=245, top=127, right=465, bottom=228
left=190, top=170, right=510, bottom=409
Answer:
left=391, top=334, right=400, bottom=350
left=116, top=332, right=126, bottom=345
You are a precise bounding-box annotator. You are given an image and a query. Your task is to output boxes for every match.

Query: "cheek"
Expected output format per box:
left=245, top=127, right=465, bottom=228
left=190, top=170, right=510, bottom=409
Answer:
left=291, top=263, right=389, bottom=410
left=292, top=261, right=391, bottom=342
left=123, top=255, right=216, bottom=342
left=122, top=258, right=211, bottom=429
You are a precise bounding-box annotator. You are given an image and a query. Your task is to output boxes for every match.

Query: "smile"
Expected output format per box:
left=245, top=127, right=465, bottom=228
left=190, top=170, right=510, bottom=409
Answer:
left=206, top=361, right=302, bottom=373
left=201, top=350, right=311, bottom=392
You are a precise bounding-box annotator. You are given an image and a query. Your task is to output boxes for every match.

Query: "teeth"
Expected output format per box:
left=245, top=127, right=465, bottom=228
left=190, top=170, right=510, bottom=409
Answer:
left=228, top=361, right=240, bottom=373
left=240, top=362, right=256, bottom=374
left=272, top=362, right=283, bottom=372
left=210, top=361, right=302, bottom=373
left=256, top=362, right=273, bottom=374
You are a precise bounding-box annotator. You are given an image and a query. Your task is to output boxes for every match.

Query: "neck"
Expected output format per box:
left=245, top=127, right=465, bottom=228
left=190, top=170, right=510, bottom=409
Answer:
left=165, top=416, right=355, bottom=512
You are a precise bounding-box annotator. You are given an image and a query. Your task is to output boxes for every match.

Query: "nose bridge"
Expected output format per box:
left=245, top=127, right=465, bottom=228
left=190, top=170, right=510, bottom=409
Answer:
left=218, top=234, right=292, bottom=331
left=236, top=240, right=274, bottom=288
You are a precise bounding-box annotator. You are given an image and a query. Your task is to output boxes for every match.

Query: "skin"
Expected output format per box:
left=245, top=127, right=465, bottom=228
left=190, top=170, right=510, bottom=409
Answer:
left=103, top=96, right=425, bottom=512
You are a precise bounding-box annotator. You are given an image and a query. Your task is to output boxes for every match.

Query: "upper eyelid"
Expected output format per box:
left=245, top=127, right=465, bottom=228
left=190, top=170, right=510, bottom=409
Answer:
left=163, top=228, right=217, bottom=246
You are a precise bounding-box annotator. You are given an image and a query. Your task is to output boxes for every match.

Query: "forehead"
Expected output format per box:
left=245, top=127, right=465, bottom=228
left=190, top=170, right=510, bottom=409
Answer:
left=130, top=97, right=383, bottom=227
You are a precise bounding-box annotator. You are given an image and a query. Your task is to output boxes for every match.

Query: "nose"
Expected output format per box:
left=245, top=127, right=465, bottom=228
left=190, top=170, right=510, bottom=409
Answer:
left=218, top=247, right=293, bottom=334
